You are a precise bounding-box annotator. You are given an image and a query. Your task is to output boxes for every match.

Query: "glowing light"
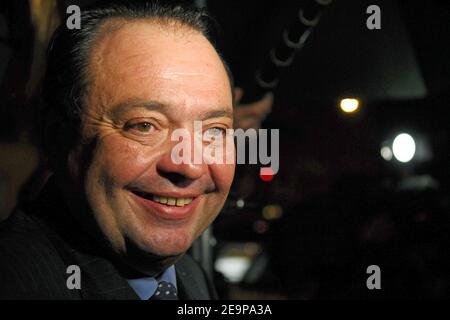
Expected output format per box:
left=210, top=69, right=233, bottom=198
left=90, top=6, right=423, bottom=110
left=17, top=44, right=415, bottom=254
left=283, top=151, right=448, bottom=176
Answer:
left=380, top=146, right=393, bottom=161
left=340, top=98, right=360, bottom=113
left=262, top=204, right=283, bottom=220
left=215, top=256, right=251, bottom=283
left=260, top=167, right=275, bottom=182
left=392, top=133, right=416, bottom=163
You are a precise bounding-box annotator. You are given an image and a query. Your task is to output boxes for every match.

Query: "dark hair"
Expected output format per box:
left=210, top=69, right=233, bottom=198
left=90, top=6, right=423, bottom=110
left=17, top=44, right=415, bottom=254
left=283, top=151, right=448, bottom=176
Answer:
left=40, top=0, right=233, bottom=159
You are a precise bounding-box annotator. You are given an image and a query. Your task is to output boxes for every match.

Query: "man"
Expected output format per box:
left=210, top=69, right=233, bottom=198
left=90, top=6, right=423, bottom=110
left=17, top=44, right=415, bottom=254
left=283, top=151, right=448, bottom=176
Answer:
left=0, top=1, right=235, bottom=300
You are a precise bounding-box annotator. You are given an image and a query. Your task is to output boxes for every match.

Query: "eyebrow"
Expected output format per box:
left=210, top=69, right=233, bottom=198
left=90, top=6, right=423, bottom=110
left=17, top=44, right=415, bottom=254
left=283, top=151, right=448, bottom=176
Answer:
left=107, top=99, right=166, bottom=120
left=107, top=98, right=233, bottom=121
left=199, top=109, right=233, bottom=121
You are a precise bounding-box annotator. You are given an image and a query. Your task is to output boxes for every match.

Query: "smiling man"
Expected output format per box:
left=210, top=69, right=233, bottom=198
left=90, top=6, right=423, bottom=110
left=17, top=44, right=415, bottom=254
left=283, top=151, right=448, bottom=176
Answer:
left=0, top=1, right=235, bottom=300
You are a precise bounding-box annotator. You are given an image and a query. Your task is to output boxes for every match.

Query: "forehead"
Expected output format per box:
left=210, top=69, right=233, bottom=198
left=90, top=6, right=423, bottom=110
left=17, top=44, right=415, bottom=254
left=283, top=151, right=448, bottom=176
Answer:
left=87, top=19, right=232, bottom=116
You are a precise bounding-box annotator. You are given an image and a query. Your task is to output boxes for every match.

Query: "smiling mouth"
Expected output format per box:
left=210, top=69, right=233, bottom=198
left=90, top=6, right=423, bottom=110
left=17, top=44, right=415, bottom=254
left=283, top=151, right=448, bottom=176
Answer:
left=132, top=191, right=195, bottom=207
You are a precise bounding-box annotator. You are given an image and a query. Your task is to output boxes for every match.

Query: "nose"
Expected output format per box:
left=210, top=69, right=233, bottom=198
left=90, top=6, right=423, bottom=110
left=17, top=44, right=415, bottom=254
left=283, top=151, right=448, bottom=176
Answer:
left=156, top=148, right=206, bottom=187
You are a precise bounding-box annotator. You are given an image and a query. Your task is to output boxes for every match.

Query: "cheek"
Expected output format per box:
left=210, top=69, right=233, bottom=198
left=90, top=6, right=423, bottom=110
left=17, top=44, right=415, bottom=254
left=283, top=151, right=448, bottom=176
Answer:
left=92, top=135, right=157, bottom=185
left=210, top=163, right=235, bottom=192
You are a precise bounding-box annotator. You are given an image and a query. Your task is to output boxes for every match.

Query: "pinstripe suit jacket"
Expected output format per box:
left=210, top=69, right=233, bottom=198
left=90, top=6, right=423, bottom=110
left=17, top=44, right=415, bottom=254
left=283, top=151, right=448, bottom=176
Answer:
left=0, top=180, right=217, bottom=300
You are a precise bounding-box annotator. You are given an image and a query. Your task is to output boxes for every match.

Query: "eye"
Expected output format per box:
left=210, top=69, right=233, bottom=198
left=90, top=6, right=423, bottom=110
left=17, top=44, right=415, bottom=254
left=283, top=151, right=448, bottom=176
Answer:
left=124, top=121, right=155, bottom=134
left=205, top=127, right=226, bottom=137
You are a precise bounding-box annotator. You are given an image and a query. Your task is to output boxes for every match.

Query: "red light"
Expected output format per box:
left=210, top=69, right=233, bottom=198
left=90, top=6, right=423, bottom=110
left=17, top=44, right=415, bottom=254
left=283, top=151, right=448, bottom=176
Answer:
left=260, top=167, right=275, bottom=182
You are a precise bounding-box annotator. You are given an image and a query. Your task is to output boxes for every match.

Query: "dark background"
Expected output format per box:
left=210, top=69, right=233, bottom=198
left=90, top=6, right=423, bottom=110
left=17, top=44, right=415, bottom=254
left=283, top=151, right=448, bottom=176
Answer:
left=1, top=0, right=449, bottom=299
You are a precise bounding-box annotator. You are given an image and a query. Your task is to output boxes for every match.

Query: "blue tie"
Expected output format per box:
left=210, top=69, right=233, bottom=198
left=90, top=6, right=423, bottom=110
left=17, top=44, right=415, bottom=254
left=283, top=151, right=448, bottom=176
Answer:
left=150, top=281, right=178, bottom=300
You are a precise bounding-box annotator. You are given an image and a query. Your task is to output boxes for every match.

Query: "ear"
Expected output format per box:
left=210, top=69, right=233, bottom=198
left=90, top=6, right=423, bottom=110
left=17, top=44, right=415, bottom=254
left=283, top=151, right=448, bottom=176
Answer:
left=234, top=87, right=244, bottom=105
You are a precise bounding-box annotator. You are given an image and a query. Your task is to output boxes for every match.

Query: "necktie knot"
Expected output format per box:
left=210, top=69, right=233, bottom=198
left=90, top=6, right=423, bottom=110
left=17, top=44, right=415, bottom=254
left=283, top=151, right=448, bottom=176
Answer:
left=150, top=281, right=178, bottom=300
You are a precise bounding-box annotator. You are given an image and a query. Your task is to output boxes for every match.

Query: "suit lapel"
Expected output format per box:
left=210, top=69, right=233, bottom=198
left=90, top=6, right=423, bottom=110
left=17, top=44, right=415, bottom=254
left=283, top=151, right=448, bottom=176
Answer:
left=175, top=254, right=212, bottom=300
left=71, top=251, right=139, bottom=300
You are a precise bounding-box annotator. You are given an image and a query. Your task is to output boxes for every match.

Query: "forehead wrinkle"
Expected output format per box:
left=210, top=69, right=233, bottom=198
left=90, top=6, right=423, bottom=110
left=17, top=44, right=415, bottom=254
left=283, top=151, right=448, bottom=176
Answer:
left=158, top=70, right=223, bottom=83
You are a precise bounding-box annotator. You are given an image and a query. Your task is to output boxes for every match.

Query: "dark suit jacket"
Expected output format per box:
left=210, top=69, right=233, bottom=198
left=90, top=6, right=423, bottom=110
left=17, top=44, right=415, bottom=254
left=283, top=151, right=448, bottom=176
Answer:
left=0, top=179, right=217, bottom=300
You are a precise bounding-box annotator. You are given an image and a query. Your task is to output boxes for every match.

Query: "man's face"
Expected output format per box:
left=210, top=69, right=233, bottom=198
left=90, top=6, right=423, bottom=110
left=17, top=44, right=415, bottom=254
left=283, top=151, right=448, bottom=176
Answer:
left=66, top=21, right=234, bottom=267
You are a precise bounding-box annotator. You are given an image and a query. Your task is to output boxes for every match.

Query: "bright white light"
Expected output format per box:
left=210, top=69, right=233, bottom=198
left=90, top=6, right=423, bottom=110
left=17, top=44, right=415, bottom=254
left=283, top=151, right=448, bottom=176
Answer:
left=340, top=98, right=359, bottom=113
left=392, top=133, right=416, bottom=163
left=215, top=256, right=251, bottom=283
left=380, top=146, right=393, bottom=161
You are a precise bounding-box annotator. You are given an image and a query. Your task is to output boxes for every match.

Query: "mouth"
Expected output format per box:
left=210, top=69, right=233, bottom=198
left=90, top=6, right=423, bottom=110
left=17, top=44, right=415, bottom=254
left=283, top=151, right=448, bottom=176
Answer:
left=129, top=190, right=200, bottom=220
left=133, top=191, right=194, bottom=207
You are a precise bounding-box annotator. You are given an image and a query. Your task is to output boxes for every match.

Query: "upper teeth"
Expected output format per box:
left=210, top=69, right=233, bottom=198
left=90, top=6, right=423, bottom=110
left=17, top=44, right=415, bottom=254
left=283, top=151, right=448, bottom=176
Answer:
left=153, top=196, right=193, bottom=207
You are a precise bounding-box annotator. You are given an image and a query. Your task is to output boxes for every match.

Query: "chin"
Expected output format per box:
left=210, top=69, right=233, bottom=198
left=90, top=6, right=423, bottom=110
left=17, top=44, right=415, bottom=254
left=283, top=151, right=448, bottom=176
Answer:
left=132, top=227, right=194, bottom=258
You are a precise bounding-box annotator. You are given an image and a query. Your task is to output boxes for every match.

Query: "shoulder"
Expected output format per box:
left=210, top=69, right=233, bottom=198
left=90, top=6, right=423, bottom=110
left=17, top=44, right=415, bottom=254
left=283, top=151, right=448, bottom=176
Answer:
left=0, top=211, right=57, bottom=265
left=0, top=211, right=76, bottom=299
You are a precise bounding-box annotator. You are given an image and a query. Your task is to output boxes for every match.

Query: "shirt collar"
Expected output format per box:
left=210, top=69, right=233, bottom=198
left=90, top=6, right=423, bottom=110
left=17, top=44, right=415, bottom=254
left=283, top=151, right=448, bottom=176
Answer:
left=127, top=265, right=177, bottom=300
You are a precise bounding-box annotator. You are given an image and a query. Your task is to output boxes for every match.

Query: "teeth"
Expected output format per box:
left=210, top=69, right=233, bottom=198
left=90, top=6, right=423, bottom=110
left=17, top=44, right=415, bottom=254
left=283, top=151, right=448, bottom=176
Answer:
left=159, top=197, right=168, bottom=204
left=152, top=195, right=194, bottom=207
